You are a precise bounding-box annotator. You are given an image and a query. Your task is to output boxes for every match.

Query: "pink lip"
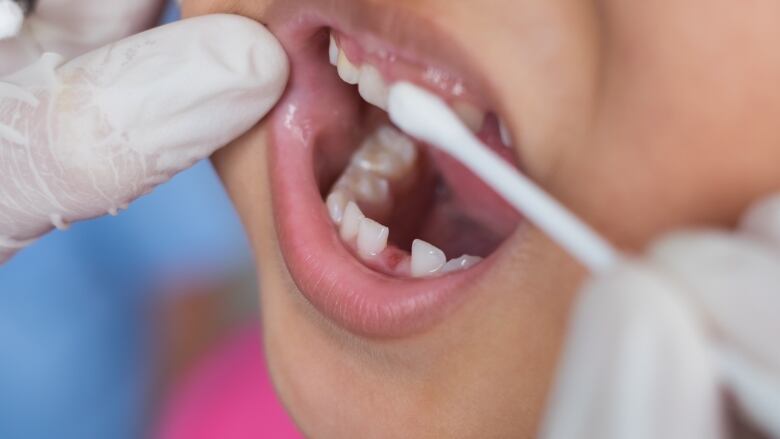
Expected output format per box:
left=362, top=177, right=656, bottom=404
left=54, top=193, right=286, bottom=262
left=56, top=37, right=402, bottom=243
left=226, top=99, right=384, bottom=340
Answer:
left=266, top=16, right=510, bottom=338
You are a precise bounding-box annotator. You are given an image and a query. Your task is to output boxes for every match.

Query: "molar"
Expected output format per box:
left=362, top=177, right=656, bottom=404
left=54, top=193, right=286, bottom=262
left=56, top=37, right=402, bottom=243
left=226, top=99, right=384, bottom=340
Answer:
left=357, top=218, right=389, bottom=259
left=351, top=131, right=418, bottom=183
left=453, top=102, right=486, bottom=133
left=351, top=140, right=406, bottom=179
left=411, top=239, right=447, bottom=278
left=375, top=126, right=417, bottom=168
left=334, top=168, right=393, bottom=219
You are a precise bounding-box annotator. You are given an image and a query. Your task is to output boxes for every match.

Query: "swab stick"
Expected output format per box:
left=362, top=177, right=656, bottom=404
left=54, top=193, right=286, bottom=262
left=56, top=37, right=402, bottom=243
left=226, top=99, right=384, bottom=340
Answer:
left=388, top=82, right=618, bottom=273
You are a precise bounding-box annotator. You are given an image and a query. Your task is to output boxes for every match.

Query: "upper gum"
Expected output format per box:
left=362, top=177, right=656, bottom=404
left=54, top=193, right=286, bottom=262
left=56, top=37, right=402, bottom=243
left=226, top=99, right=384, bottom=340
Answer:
left=331, top=30, right=486, bottom=109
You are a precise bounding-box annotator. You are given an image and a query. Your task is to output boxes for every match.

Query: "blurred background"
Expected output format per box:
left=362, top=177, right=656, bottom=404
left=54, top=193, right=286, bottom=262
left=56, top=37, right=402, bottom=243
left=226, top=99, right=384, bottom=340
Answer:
left=0, top=3, right=301, bottom=438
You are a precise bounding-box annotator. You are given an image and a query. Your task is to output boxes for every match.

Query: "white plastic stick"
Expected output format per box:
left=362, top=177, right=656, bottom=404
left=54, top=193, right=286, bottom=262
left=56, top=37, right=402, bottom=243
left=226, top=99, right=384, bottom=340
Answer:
left=388, top=82, right=619, bottom=273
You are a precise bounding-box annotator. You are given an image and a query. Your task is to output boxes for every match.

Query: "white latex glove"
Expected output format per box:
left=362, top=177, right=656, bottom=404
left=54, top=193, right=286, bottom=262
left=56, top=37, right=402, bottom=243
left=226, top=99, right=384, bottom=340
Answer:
left=541, top=194, right=780, bottom=439
left=0, top=10, right=289, bottom=263
left=0, top=0, right=168, bottom=73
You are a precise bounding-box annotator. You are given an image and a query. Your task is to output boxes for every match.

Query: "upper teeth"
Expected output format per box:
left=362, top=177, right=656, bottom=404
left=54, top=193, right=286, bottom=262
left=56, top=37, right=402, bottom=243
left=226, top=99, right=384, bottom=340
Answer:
left=358, top=65, right=389, bottom=111
left=452, top=102, right=485, bottom=133
left=329, top=35, right=340, bottom=66
left=330, top=33, right=485, bottom=126
left=337, top=50, right=361, bottom=85
left=332, top=36, right=391, bottom=109
left=499, top=119, right=513, bottom=147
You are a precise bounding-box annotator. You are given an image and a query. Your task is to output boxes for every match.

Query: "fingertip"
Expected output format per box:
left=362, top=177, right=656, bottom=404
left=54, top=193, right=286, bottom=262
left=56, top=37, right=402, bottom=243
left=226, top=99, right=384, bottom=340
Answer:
left=740, top=194, right=780, bottom=249
left=0, top=0, right=24, bottom=40
left=191, top=14, right=289, bottom=105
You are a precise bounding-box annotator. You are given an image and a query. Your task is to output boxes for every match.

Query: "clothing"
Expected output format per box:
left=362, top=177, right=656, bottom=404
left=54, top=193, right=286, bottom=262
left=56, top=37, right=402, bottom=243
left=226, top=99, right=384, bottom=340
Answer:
left=157, top=325, right=303, bottom=439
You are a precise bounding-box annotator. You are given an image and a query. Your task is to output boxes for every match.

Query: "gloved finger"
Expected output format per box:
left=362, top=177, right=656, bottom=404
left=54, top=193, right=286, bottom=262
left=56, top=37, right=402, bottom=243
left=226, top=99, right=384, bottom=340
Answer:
left=0, top=0, right=24, bottom=40
left=541, top=263, right=722, bottom=439
left=0, top=14, right=288, bottom=263
left=649, top=231, right=780, bottom=372
left=0, top=0, right=164, bottom=73
left=649, top=230, right=780, bottom=435
left=717, top=344, right=780, bottom=438
left=740, top=193, right=780, bottom=250
left=29, top=0, right=164, bottom=54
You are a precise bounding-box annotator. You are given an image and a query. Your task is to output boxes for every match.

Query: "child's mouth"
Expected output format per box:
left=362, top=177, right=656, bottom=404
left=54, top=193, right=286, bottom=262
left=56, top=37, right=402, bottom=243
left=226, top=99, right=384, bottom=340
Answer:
left=323, top=31, right=521, bottom=277
left=266, top=10, right=526, bottom=337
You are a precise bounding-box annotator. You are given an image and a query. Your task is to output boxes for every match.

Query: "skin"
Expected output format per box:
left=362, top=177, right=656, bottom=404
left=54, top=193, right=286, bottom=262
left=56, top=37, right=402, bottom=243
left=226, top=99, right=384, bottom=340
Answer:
left=184, top=1, right=780, bottom=437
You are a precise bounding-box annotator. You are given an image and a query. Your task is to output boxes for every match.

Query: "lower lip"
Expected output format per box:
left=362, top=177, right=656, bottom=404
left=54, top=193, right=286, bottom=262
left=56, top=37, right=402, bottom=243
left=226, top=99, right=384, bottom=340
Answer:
left=266, top=23, right=505, bottom=338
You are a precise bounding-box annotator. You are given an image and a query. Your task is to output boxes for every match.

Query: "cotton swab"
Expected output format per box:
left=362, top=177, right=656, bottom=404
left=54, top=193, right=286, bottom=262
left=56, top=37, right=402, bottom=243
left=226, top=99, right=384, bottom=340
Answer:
left=387, top=82, right=619, bottom=273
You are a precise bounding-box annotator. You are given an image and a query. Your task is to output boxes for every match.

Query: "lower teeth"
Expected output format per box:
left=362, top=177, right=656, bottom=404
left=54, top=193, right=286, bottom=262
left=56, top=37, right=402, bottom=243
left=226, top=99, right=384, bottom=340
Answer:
left=324, top=125, right=483, bottom=278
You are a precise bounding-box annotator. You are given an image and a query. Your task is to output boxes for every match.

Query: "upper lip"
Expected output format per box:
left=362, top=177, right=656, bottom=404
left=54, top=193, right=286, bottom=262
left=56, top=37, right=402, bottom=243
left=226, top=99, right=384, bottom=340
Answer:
left=259, top=0, right=516, bottom=337
left=263, top=0, right=498, bottom=108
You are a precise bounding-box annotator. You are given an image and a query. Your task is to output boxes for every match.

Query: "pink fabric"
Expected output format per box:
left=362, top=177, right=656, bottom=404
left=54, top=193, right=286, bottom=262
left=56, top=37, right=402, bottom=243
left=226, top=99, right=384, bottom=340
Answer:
left=157, top=324, right=303, bottom=439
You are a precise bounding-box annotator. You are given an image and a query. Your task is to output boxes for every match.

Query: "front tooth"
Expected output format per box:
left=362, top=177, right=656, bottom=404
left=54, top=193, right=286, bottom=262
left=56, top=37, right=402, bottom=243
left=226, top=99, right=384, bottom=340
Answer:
left=453, top=102, right=486, bottom=133
left=340, top=201, right=365, bottom=241
left=357, top=218, right=389, bottom=259
left=326, top=190, right=351, bottom=224
left=411, top=239, right=447, bottom=278
left=337, top=51, right=361, bottom=85
left=442, top=255, right=483, bottom=273
left=329, top=35, right=340, bottom=66
left=499, top=119, right=513, bottom=147
left=358, top=65, right=389, bottom=110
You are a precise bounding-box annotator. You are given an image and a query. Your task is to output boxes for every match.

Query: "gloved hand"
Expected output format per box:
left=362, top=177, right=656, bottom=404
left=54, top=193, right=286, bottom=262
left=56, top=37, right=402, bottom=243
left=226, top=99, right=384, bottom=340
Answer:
left=0, top=3, right=289, bottom=263
left=541, top=194, right=780, bottom=439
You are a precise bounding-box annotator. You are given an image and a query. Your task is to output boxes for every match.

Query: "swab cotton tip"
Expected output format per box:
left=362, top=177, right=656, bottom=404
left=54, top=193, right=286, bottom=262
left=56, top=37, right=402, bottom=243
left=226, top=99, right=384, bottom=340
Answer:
left=387, top=82, right=471, bottom=157
left=388, top=82, right=619, bottom=273
left=0, top=0, right=23, bottom=40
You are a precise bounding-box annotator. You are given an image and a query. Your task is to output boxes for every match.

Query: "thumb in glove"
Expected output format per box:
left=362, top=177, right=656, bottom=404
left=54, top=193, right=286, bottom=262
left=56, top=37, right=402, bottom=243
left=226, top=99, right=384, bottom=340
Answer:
left=0, top=14, right=289, bottom=262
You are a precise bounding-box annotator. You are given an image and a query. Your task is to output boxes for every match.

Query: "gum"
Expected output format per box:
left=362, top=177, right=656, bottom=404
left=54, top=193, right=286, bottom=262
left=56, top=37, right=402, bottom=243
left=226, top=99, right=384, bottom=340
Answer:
left=331, top=30, right=489, bottom=111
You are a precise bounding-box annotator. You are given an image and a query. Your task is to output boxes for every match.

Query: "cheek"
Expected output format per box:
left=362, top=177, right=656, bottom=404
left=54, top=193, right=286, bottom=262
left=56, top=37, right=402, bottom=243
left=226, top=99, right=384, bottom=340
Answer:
left=462, top=1, right=601, bottom=182
left=556, top=2, right=780, bottom=246
left=180, top=0, right=215, bottom=16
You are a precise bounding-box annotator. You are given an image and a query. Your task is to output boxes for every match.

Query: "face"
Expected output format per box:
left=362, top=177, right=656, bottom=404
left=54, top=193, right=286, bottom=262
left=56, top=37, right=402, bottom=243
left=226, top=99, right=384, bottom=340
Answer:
left=184, top=1, right=780, bottom=437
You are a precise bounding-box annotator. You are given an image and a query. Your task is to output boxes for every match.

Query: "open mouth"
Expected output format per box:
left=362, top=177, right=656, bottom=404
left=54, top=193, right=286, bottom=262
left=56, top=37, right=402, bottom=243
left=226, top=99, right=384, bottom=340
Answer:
left=267, top=12, right=524, bottom=337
